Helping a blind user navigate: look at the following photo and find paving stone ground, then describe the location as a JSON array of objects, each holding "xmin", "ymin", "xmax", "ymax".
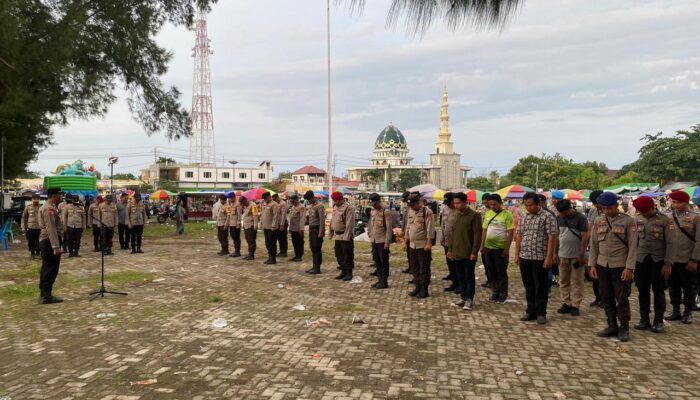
[{"xmin": 1, "ymin": 222, "xmax": 700, "ymax": 399}]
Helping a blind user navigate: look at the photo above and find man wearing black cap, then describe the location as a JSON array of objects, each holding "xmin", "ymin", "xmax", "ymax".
[
  {"xmin": 127, "ymin": 193, "xmax": 148, "ymax": 254},
  {"xmin": 99, "ymin": 195, "xmax": 119, "ymax": 255},
  {"xmin": 304, "ymin": 190, "xmax": 325, "ymax": 274},
  {"xmin": 38, "ymin": 188, "xmax": 65, "ymax": 304},
  {"xmin": 587, "ymin": 190, "xmax": 604, "ymax": 307},
  {"xmin": 21, "ymin": 192, "xmax": 42, "ymax": 259},
  {"xmin": 589, "ymin": 191, "xmax": 637, "ymax": 342},
  {"xmin": 368, "ymin": 193, "xmax": 392, "ymax": 289},
  {"xmin": 404, "ymin": 192, "xmax": 435, "ymax": 298},
  {"xmin": 288, "ymin": 194, "xmax": 305, "ymax": 262},
  {"xmin": 439, "ymin": 193, "xmax": 458, "ymax": 291}
]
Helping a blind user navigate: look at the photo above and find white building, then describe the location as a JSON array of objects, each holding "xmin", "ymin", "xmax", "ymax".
[
  {"xmin": 345, "ymin": 87, "xmax": 469, "ymax": 190},
  {"xmin": 141, "ymin": 161, "xmax": 273, "ymax": 191}
]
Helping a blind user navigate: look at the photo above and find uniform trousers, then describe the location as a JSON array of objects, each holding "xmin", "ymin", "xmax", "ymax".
[
  {"xmin": 598, "ymin": 265, "xmax": 632, "ymax": 324},
  {"xmin": 634, "ymin": 255, "xmax": 665, "ymax": 322},
  {"xmin": 334, "ymin": 240, "xmax": 354, "ymax": 273},
  {"xmin": 372, "ymin": 242, "xmax": 390, "ymax": 284},
  {"xmin": 26, "ymin": 228, "xmax": 40, "ymax": 254},
  {"xmin": 290, "ymin": 230, "xmax": 304, "ymax": 259},
  {"xmin": 669, "ymin": 262, "xmax": 697, "ymax": 312},
  {"xmin": 92, "ymin": 224, "xmax": 101, "ymax": 249},
  {"xmin": 409, "ymin": 247, "xmax": 432, "ymax": 287},
  {"xmin": 229, "ymin": 226, "xmax": 241, "ymax": 254},
  {"xmin": 130, "ymin": 225, "xmax": 144, "ymax": 250},
  {"xmin": 244, "ymin": 228, "xmax": 257, "ymax": 256},
  {"xmin": 277, "ymin": 226, "xmax": 288, "ymax": 254},
  {"xmin": 65, "ymin": 227, "xmax": 83, "ymax": 255},
  {"xmin": 443, "ymin": 245, "xmax": 458, "ymax": 287},
  {"xmin": 39, "ymin": 239, "xmax": 62, "ymax": 296},
  {"xmin": 309, "ymin": 226, "xmax": 323, "ymax": 270},
  {"xmin": 217, "ymin": 226, "xmax": 229, "ymax": 252},
  {"xmin": 519, "ymin": 259, "xmax": 549, "ymax": 317},
  {"xmin": 264, "ymin": 229, "xmax": 277, "ymax": 261},
  {"xmin": 101, "ymin": 226, "xmax": 115, "ymax": 252}
]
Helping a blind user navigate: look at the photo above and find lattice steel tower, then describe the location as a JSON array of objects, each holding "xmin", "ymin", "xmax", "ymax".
[{"xmin": 189, "ymin": 7, "xmax": 216, "ymax": 166}]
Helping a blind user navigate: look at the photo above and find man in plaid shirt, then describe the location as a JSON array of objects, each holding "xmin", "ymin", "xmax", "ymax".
[{"xmin": 515, "ymin": 192, "xmax": 559, "ymax": 325}]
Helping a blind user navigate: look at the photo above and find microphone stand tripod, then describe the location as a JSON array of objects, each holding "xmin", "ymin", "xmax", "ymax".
[{"xmin": 89, "ymin": 212, "xmax": 127, "ymax": 301}]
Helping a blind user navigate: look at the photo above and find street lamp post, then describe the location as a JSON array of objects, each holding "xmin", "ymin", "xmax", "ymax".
[{"xmin": 109, "ymin": 156, "xmax": 119, "ymax": 194}]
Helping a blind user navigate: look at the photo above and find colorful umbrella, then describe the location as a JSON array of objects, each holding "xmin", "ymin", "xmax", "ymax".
[
  {"xmin": 150, "ymin": 190, "xmax": 175, "ymax": 200},
  {"xmin": 465, "ymin": 189, "xmax": 485, "ymax": 203},
  {"xmin": 683, "ymin": 186, "xmax": 700, "ymax": 198},
  {"xmin": 563, "ymin": 189, "xmax": 583, "ymax": 200},
  {"xmin": 496, "ymin": 184, "xmax": 534, "ymax": 199},
  {"xmin": 335, "ymin": 186, "xmax": 352, "ymax": 195},
  {"xmin": 243, "ymin": 187, "xmax": 274, "ymax": 200},
  {"xmin": 431, "ymin": 189, "xmax": 446, "ymax": 201}
]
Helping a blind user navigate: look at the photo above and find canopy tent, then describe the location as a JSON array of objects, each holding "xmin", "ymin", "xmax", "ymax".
[
  {"xmin": 604, "ymin": 183, "xmax": 659, "ymax": 194},
  {"xmin": 496, "ymin": 185, "xmax": 534, "ymax": 199},
  {"xmin": 683, "ymin": 186, "xmax": 700, "ymax": 198}
]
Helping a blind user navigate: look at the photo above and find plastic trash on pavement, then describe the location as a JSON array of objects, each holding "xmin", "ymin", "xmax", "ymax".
[{"xmin": 212, "ymin": 318, "xmax": 228, "ymax": 328}]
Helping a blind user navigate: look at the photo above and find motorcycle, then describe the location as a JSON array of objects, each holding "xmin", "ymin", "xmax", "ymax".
[{"xmin": 156, "ymin": 206, "xmax": 177, "ymax": 224}]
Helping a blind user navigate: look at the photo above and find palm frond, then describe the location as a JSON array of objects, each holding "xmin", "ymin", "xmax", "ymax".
[{"xmin": 344, "ymin": 0, "xmax": 523, "ymax": 35}]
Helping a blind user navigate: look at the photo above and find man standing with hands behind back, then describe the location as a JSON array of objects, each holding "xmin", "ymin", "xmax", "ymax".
[{"xmin": 38, "ymin": 188, "xmax": 65, "ymax": 304}]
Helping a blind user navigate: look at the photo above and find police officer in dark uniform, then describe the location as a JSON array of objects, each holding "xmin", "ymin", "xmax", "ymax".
[
  {"xmin": 38, "ymin": 188, "xmax": 65, "ymax": 304},
  {"xmin": 632, "ymin": 196, "xmax": 672, "ymax": 333}
]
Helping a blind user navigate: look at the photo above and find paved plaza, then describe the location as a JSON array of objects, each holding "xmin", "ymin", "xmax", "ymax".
[{"xmin": 1, "ymin": 223, "xmax": 700, "ymax": 399}]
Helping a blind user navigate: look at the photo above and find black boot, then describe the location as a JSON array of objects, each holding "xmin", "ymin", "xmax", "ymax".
[
  {"xmin": 137, "ymin": 248, "xmax": 144, "ymax": 254},
  {"xmin": 335, "ymin": 270, "xmax": 346, "ymax": 280},
  {"xmin": 230, "ymin": 251, "xmax": 241, "ymax": 258},
  {"xmin": 342, "ymin": 270, "xmax": 353, "ymax": 281},
  {"xmin": 665, "ymin": 308, "xmax": 682, "ymax": 321},
  {"xmin": 416, "ymin": 285, "xmax": 429, "ymax": 298},
  {"xmin": 444, "ymin": 283, "xmax": 457, "ymax": 292},
  {"xmin": 409, "ymin": 284, "xmax": 421, "ymax": 297},
  {"xmin": 306, "ymin": 267, "xmax": 321, "ymax": 275},
  {"xmin": 682, "ymin": 310, "xmax": 693, "ymax": 324},
  {"xmin": 634, "ymin": 317, "xmax": 651, "ymax": 330},
  {"xmin": 369, "ymin": 270, "xmax": 378, "ymax": 277},
  {"xmin": 618, "ymin": 322, "xmax": 630, "ymax": 342},
  {"xmin": 597, "ymin": 318, "xmax": 619, "ymax": 337},
  {"xmin": 131, "ymin": 248, "xmax": 137, "ymax": 254},
  {"xmin": 651, "ymin": 319, "xmax": 665, "ymax": 333}
]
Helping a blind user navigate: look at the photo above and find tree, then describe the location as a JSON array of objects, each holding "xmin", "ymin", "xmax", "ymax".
[
  {"xmin": 109, "ymin": 173, "xmax": 138, "ymax": 180},
  {"xmin": 0, "ymin": 1, "xmax": 215, "ymax": 179},
  {"xmin": 398, "ymin": 169, "xmax": 420, "ymax": 190},
  {"xmin": 610, "ymin": 171, "xmax": 639, "ymax": 186},
  {"xmin": 504, "ymin": 153, "xmax": 610, "ymax": 189},
  {"xmin": 157, "ymin": 156, "xmax": 177, "ymax": 165},
  {"xmin": 347, "ymin": 0, "xmax": 522, "ymax": 35},
  {"xmin": 278, "ymin": 171, "xmax": 293, "ymax": 179},
  {"xmin": 468, "ymin": 176, "xmax": 495, "ymax": 192},
  {"xmin": 156, "ymin": 179, "xmax": 178, "ymax": 193},
  {"xmin": 363, "ymin": 169, "xmax": 384, "ymax": 186},
  {"xmin": 617, "ymin": 125, "xmax": 700, "ymax": 184}
]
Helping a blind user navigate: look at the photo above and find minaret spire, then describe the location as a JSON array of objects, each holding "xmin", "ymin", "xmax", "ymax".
[{"xmin": 435, "ymin": 85, "xmax": 454, "ymax": 154}]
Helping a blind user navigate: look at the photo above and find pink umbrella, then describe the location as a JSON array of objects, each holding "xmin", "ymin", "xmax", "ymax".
[{"xmin": 243, "ymin": 187, "xmax": 273, "ymax": 200}]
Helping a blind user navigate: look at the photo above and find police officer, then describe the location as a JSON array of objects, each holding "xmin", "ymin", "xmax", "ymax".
[
  {"xmin": 632, "ymin": 196, "xmax": 671, "ymax": 333},
  {"xmin": 664, "ymin": 190, "xmax": 700, "ymax": 324},
  {"xmin": 304, "ymin": 190, "xmax": 325, "ymax": 274},
  {"xmin": 589, "ymin": 192, "xmax": 637, "ymax": 342},
  {"xmin": 62, "ymin": 194, "xmax": 86, "ymax": 257},
  {"xmin": 330, "ymin": 191, "xmax": 355, "ymax": 281},
  {"xmin": 440, "ymin": 192, "xmax": 459, "ymax": 292},
  {"xmin": 400, "ymin": 191, "xmax": 412, "ymax": 274},
  {"xmin": 368, "ymin": 193, "xmax": 392, "ymax": 289},
  {"xmin": 227, "ymin": 193, "xmax": 243, "ymax": 258},
  {"xmin": 89, "ymin": 195, "xmax": 103, "ymax": 252},
  {"xmin": 288, "ymin": 194, "xmax": 305, "ymax": 262},
  {"xmin": 240, "ymin": 196, "xmax": 258, "ymax": 260},
  {"xmin": 99, "ymin": 195, "xmax": 119, "ymax": 255},
  {"xmin": 404, "ymin": 192, "xmax": 435, "ymax": 298},
  {"xmin": 273, "ymin": 193, "xmax": 289, "ymax": 258},
  {"xmin": 215, "ymin": 195, "xmax": 230, "ymax": 255},
  {"xmin": 57, "ymin": 195, "xmax": 68, "ymax": 253},
  {"xmin": 261, "ymin": 192, "xmax": 279, "ymax": 265},
  {"xmin": 38, "ymin": 188, "xmax": 65, "ymax": 304},
  {"xmin": 21, "ymin": 192, "xmax": 42, "ymax": 259},
  {"xmin": 116, "ymin": 193, "xmax": 131, "ymax": 250},
  {"xmin": 127, "ymin": 192, "xmax": 148, "ymax": 254},
  {"xmin": 587, "ymin": 190, "xmax": 604, "ymax": 307}
]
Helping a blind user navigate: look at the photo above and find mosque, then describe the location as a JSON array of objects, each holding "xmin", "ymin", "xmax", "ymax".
[{"xmin": 345, "ymin": 87, "xmax": 470, "ymax": 191}]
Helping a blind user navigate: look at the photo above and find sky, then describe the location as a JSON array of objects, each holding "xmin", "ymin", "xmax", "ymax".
[{"xmin": 30, "ymin": 0, "xmax": 700, "ymax": 178}]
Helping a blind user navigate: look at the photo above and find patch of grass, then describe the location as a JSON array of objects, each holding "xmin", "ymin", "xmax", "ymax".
[
  {"xmin": 0, "ymin": 283, "xmax": 39, "ymax": 299},
  {"xmin": 0, "ymin": 263, "xmax": 41, "ymax": 281},
  {"xmin": 103, "ymin": 270, "xmax": 156, "ymax": 284},
  {"xmin": 143, "ymin": 221, "xmax": 214, "ymax": 238},
  {"xmin": 211, "ymin": 295, "xmax": 222, "ymax": 303}
]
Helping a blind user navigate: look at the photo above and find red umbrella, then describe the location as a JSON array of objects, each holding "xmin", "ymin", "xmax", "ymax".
[
  {"xmin": 243, "ymin": 187, "xmax": 273, "ymax": 200},
  {"xmin": 465, "ymin": 189, "xmax": 485, "ymax": 203}
]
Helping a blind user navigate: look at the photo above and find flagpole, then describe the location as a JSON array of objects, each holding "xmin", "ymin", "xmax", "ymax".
[{"xmin": 326, "ymin": 0, "xmax": 333, "ymax": 194}]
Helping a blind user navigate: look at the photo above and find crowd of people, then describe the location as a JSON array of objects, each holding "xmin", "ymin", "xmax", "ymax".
[{"xmin": 23, "ymin": 185, "xmax": 700, "ymax": 343}]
